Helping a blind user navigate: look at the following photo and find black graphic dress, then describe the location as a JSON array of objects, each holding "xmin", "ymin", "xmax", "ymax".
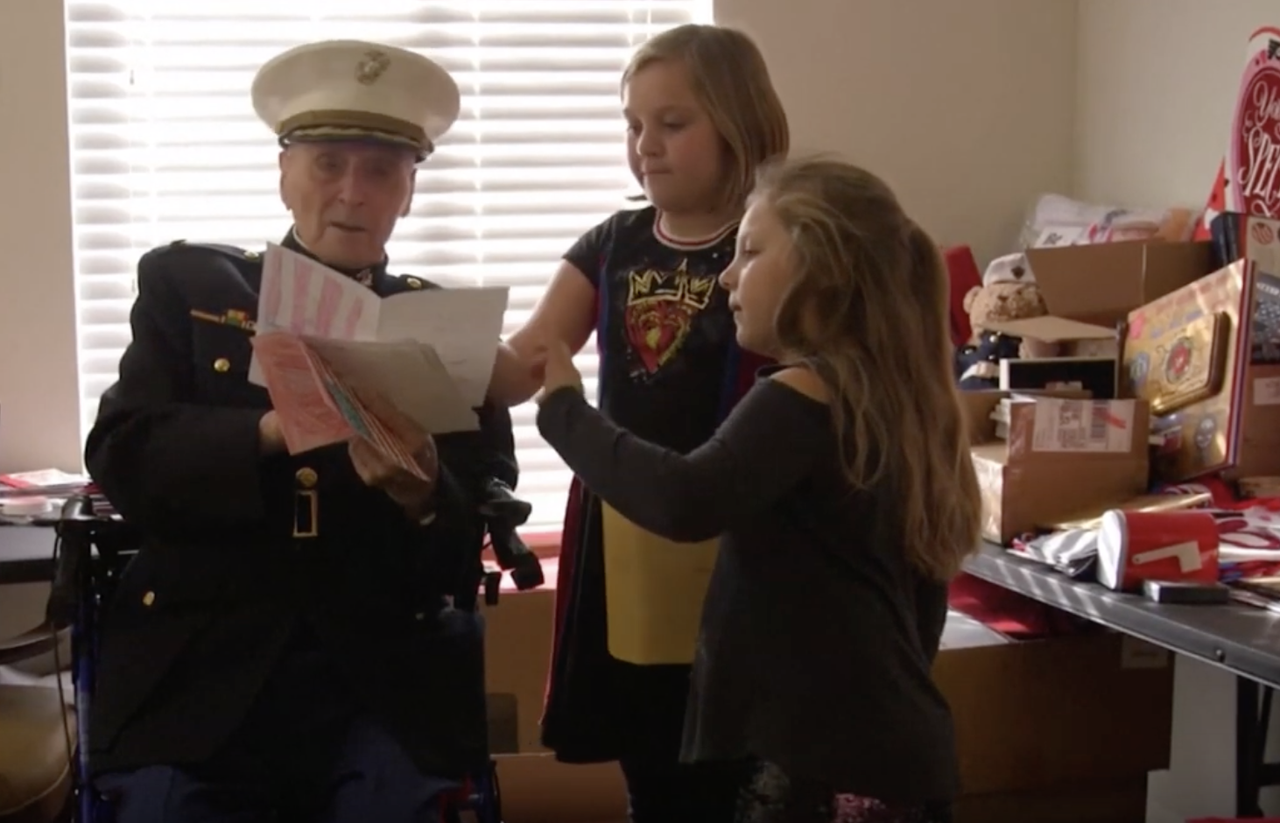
[{"xmin": 540, "ymin": 206, "xmax": 767, "ymax": 763}]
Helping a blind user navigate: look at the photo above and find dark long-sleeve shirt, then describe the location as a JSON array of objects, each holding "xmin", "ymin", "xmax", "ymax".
[{"xmin": 536, "ymin": 373, "xmax": 959, "ymax": 803}]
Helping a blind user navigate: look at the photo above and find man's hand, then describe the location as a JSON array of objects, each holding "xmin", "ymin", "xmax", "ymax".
[
  {"xmin": 488, "ymin": 342, "xmax": 548, "ymax": 406},
  {"xmin": 535, "ymin": 341, "xmax": 584, "ymax": 402},
  {"xmin": 348, "ymin": 436, "xmax": 440, "ymax": 520},
  {"xmin": 259, "ymin": 411, "xmax": 288, "ymax": 455}
]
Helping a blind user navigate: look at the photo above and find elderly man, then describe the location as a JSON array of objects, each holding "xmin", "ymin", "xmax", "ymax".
[{"xmin": 84, "ymin": 40, "xmax": 516, "ymax": 822}]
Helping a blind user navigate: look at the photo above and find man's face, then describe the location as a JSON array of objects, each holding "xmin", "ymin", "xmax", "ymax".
[{"xmin": 279, "ymin": 142, "xmax": 417, "ymax": 270}]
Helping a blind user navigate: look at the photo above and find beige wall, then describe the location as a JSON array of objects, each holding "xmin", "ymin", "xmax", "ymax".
[
  {"xmin": 1075, "ymin": 0, "xmax": 1278, "ymax": 209},
  {"xmin": 718, "ymin": 0, "xmax": 1077, "ymax": 267},
  {"xmin": 0, "ymin": 0, "xmax": 81, "ymax": 476}
]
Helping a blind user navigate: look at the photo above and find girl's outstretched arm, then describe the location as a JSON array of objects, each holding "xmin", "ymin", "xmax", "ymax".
[{"xmin": 535, "ymin": 367, "xmax": 830, "ymax": 542}]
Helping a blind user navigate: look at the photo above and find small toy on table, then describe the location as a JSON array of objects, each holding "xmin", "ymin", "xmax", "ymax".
[{"xmin": 954, "ymin": 253, "xmax": 1056, "ymax": 390}]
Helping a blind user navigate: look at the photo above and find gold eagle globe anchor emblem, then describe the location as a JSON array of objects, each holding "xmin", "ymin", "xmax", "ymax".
[{"xmin": 355, "ymin": 50, "xmax": 391, "ymax": 85}]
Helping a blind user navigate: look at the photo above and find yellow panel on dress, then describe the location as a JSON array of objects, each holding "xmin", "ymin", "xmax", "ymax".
[{"xmin": 601, "ymin": 502, "xmax": 719, "ymax": 665}]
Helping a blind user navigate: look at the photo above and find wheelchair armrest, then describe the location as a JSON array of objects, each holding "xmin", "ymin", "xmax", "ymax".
[{"xmin": 0, "ymin": 622, "xmax": 64, "ymax": 668}]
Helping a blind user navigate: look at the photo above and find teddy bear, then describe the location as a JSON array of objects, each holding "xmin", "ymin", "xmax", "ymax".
[{"xmin": 953, "ymin": 252, "xmax": 1057, "ymax": 390}]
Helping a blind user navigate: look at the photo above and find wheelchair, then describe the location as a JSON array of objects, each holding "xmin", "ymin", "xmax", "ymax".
[{"xmin": 18, "ymin": 490, "xmax": 540, "ymax": 823}]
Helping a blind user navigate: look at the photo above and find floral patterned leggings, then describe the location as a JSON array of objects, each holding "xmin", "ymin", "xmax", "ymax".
[{"xmin": 735, "ymin": 761, "xmax": 953, "ymax": 823}]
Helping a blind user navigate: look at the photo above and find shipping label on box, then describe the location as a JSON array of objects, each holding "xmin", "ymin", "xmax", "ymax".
[
  {"xmin": 1029, "ymin": 397, "xmax": 1136, "ymax": 453},
  {"xmin": 963, "ymin": 391, "xmax": 1150, "ymax": 543}
]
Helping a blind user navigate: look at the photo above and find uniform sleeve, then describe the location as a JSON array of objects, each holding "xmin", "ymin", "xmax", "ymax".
[
  {"xmin": 535, "ymin": 380, "xmax": 829, "ymax": 543},
  {"xmin": 562, "ymin": 215, "xmax": 614, "ymax": 288},
  {"xmin": 84, "ymin": 249, "xmax": 269, "ymax": 537}
]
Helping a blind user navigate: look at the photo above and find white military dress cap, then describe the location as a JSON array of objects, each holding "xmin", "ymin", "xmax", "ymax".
[{"xmin": 251, "ymin": 40, "xmax": 461, "ymax": 159}]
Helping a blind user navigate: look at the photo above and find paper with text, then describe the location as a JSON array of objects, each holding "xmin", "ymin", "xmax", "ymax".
[
  {"xmin": 251, "ymin": 331, "xmax": 430, "ymax": 477},
  {"xmin": 312, "ymin": 355, "xmax": 427, "ymax": 480},
  {"xmin": 303, "ymin": 336, "xmax": 479, "ymax": 434},
  {"xmin": 378, "ymin": 286, "xmax": 509, "ymax": 407},
  {"xmin": 249, "ymin": 243, "xmax": 508, "ymax": 414},
  {"xmin": 258, "ymin": 244, "xmax": 381, "ymax": 339},
  {"xmin": 249, "ymin": 332, "xmax": 352, "ymax": 454}
]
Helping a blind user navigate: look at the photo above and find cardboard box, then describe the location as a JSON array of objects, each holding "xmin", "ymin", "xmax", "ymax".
[
  {"xmin": 987, "ymin": 240, "xmax": 1213, "ymax": 354},
  {"xmin": 953, "ymin": 779, "xmax": 1148, "ymax": 823},
  {"xmin": 937, "ymin": 628, "xmax": 1173, "ymax": 803},
  {"xmin": 495, "ymin": 754, "xmax": 626, "ymax": 823},
  {"xmin": 483, "ymin": 575, "xmax": 629, "ymax": 823},
  {"xmin": 962, "ymin": 391, "xmax": 1151, "ymax": 543},
  {"xmin": 486, "ymin": 593, "xmax": 1172, "ymax": 823},
  {"xmin": 482, "ymin": 569, "xmax": 557, "ymax": 754}
]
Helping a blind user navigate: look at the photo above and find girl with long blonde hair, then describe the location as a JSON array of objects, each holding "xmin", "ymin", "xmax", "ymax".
[{"xmin": 534, "ymin": 156, "xmax": 980, "ymax": 822}]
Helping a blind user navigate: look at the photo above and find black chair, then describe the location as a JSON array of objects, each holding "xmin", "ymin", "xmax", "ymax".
[{"xmin": 45, "ymin": 496, "xmax": 517, "ymax": 823}]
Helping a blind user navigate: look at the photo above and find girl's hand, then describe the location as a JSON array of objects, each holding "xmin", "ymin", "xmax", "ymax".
[{"xmin": 538, "ymin": 341, "xmax": 583, "ymax": 399}]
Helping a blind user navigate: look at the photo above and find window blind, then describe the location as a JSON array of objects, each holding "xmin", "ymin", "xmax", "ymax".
[{"xmin": 65, "ymin": 0, "xmax": 708, "ymax": 535}]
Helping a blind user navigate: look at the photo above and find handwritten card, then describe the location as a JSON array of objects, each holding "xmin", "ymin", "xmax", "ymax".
[
  {"xmin": 378, "ymin": 286, "xmax": 510, "ymax": 407},
  {"xmin": 258, "ymin": 244, "xmax": 381, "ymax": 339},
  {"xmin": 250, "ymin": 244, "xmax": 509, "ymax": 411},
  {"xmin": 312, "ymin": 355, "xmax": 428, "ymax": 480},
  {"xmin": 251, "ymin": 331, "xmax": 432, "ymax": 478},
  {"xmin": 249, "ymin": 332, "xmax": 352, "ymax": 454},
  {"xmin": 303, "ymin": 337, "xmax": 478, "ymax": 435}
]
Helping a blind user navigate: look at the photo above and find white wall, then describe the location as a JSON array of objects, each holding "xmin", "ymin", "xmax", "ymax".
[{"xmin": 1076, "ymin": 2, "xmax": 1280, "ymax": 820}]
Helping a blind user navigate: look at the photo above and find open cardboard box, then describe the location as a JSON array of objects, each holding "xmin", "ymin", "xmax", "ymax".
[
  {"xmin": 484, "ymin": 577, "xmax": 1172, "ymax": 823},
  {"xmin": 961, "ymin": 390, "xmax": 1150, "ymax": 543},
  {"xmin": 986, "ymin": 240, "xmax": 1213, "ymax": 356},
  {"xmin": 481, "ymin": 567, "xmax": 559, "ymax": 756},
  {"xmin": 939, "ymin": 615, "xmax": 1172, "ymax": 823}
]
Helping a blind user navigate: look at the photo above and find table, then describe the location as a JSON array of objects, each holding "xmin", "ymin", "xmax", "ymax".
[
  {"xmin": 964, "ymin": 542, "xmax": 1280, "ymax": 817},
  {"xmin": 0, "ymin": 524, "xmax": 64, "ymax": 585}
]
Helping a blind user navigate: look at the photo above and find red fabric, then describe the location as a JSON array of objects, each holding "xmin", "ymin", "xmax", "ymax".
[
  {"xmin": 1192, "ymin": 160, "xmax": 1227, "ymax": 242},
  {"xmin": 947, "ymin": 572, "xmax": 1088, "ymax": 640},
  {"xmin": 548, "ymin": 474, "xmax": 584, "ymax": 686},
  {"xmin": 942, "ymin": 245, "xmax": 981, "ymax": 348},
  {"xmin": 543, "ymin": 288, "xmax": 603, "ymax": 707}
]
